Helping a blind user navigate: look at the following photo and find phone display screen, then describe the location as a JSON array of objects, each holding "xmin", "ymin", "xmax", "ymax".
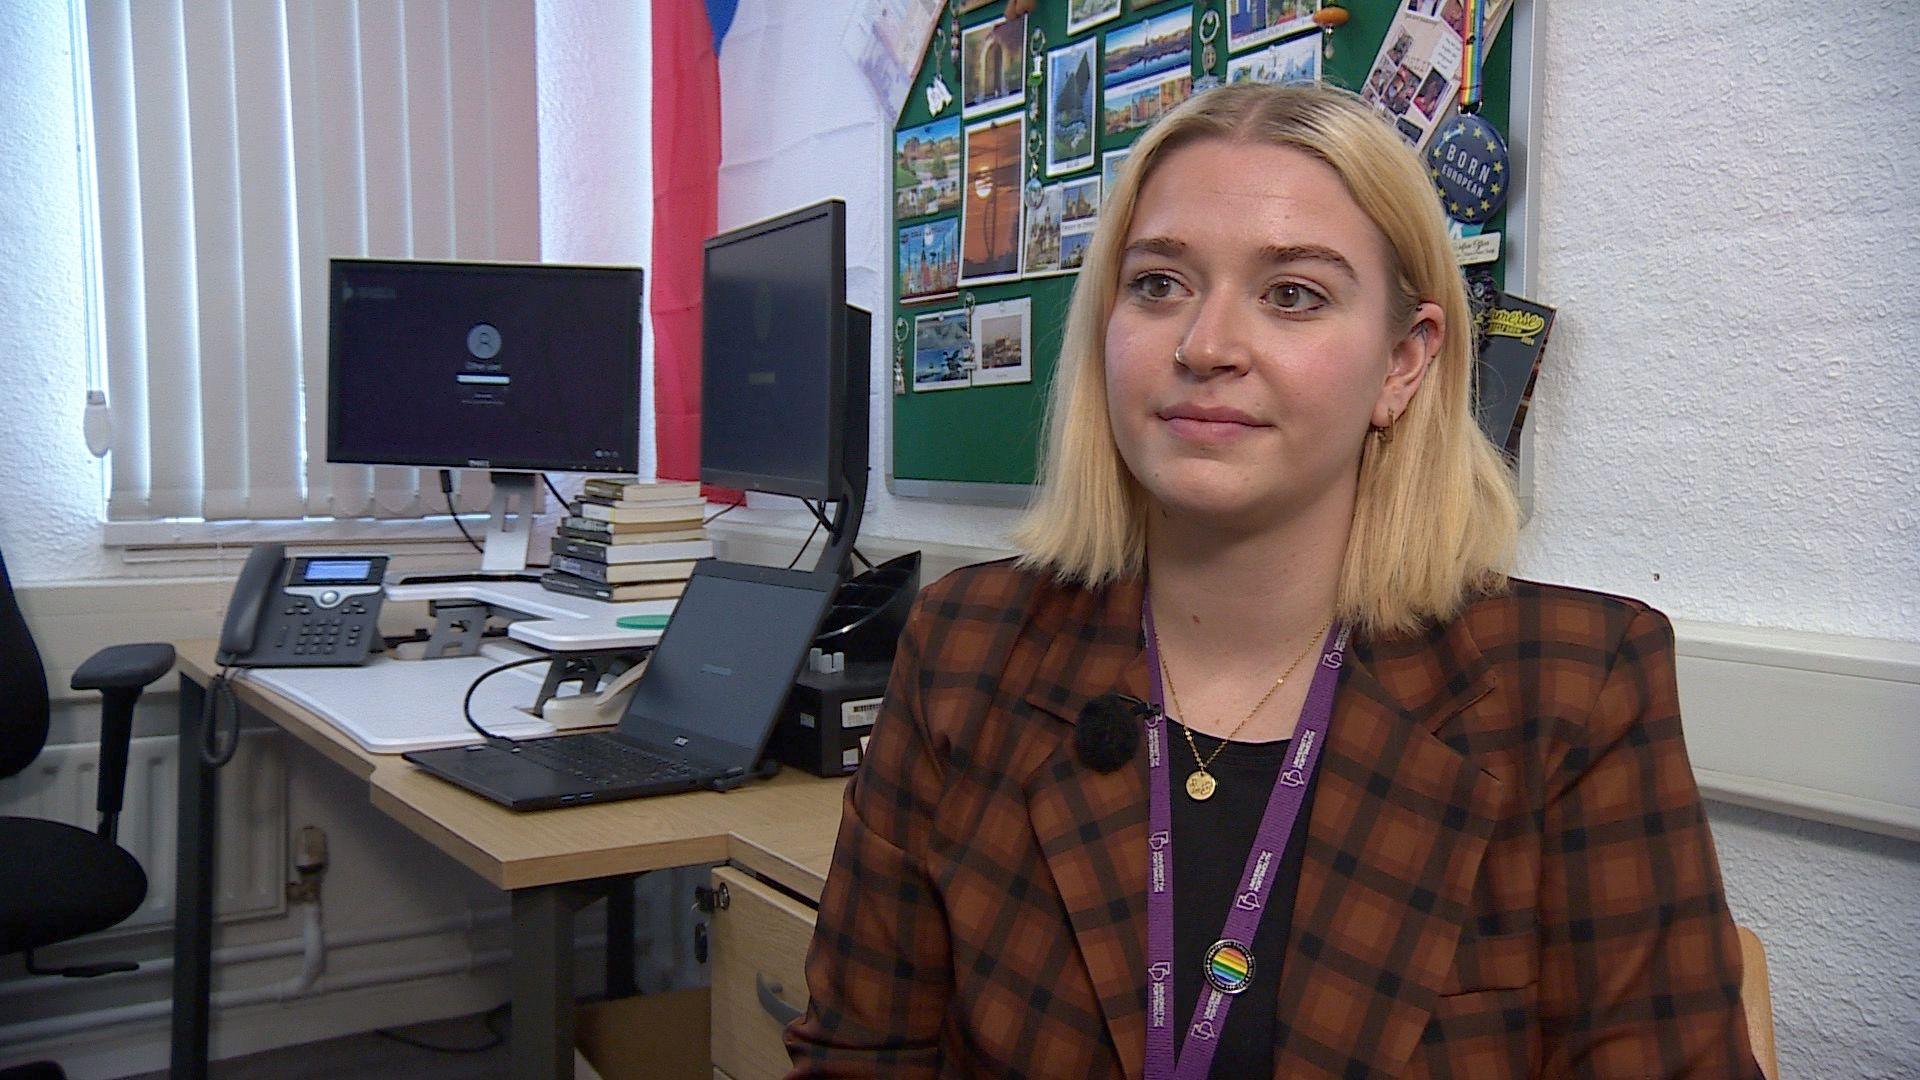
[{"xmin": 293, "ymin": 558, "xmax": 379, "ymax": 585}]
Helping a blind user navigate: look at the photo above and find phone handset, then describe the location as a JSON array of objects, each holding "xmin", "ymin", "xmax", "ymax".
[{"xmin": 218, "ymin": 543, "xmax": 287, "ymax": 666}]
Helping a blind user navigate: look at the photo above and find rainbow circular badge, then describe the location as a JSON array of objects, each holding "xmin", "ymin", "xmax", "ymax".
[{"xmin": 1204, "ymin": 939, "xmax": 1255, "ymax": 995}]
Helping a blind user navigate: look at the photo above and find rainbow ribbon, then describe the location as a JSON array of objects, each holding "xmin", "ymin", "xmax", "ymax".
[{"xmin": 1458, "ymin": 0, "xmax": 1486, "ymax": 112}]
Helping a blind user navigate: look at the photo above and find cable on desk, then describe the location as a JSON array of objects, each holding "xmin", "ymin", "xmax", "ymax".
[
  {"xmin": 802, "ymin": 498, "xmax": 873, "ymax": 571},
  {"xmin": 540, "ymin": 472, "xmax": 567, "ymax": 508},
  {"xmin": 462, "ymin": 654, "xmax": 555, "ymax": 744},
  {"xmin": 440, "ymin": 469, "xmax": 484, "ymax": 553},
  {"xmin": 786, "ymin": 517, "xmax": 823, "ymax": 570}
]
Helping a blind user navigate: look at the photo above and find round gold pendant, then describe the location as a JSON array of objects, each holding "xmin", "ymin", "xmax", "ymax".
[{"xmin": 1185, "ymin": 770, "xmax": 1217, "ymax": 801}]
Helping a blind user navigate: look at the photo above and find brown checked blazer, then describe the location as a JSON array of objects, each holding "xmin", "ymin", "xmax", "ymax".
[{"xmin": 784, "ymin": 560, "xmax": 1762, "ymax": 1078}]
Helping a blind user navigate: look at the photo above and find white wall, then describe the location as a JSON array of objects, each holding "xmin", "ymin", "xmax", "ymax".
[{"xmin": 0, "ymin": 1, "xmax": 112, "ymax": 583}]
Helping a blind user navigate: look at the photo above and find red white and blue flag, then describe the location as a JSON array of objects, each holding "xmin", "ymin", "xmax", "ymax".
[{"xmin": 651, "ymin": 0, "xmax": 737, "ymax": 483}]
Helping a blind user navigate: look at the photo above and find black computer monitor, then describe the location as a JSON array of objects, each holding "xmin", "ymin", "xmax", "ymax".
[
  {"xmin": 699, "ymin": 200, "xmax": 869, "ymax": 506},
  {"xmin": 328, "ymin": 258, "xmax": 644, "ymax": 573}
]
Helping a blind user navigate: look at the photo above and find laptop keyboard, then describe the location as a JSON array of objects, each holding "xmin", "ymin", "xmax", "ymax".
[{"xmin": 513, "ymin": 735, "xmax": 697, "ymax": 787}]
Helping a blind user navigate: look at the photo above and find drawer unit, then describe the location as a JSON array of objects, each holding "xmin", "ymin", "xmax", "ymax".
[{"xmin": 707, "ymin": 865, "xmax": 817, "ymax": 1080}]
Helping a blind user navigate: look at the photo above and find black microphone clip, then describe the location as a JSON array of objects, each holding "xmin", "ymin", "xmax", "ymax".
[{"xmin": 1074, "ymin": 692, "xmax": 1154, "ymax": 774}]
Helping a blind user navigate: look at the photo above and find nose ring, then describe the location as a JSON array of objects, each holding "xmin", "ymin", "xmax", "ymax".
[{"xmin": 1174, "ymin": 344, "xmax": 1187, "ymax": 367}]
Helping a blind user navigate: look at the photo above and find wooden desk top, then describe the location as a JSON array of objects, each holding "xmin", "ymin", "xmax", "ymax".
[{"xmin": 179, "ymin": 641, "xmax": 846, "ymax": 896}]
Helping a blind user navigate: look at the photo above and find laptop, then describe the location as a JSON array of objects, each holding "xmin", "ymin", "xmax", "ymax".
[{"xmin": 404, "ymin": 560, "xmax": 839, "ymax": 810}]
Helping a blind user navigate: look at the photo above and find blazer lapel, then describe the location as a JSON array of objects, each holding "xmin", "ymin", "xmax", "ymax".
[
  {"xmin": 1272, "ymin": 621, "xmax": 1504, "ymax": 1078},
  {"xmin": 1020, "ymin": 576, "xmax": 1153, "ymax": 1080}
]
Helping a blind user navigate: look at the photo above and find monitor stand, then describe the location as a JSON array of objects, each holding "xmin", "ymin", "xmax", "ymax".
[
  {"xmin": 397, "ymin": 471, "xmax": 542, "ymax": 587},
  {"xmin": 480, "ymin": 472, "xmax": 538, "ymax": 575}
]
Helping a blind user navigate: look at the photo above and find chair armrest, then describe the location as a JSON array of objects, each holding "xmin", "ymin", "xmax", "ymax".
[
  {"xmin": 70, "ymin": 643, "xmax": 175, "ymax": 842},
  {"xmin": 70, "ymin": 643, "xmax": 177, "ymax": 692}
]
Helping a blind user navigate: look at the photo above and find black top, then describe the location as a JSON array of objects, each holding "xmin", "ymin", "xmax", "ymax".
[{"xmin": 1169, "ymin": 727, "xmax": 1320, "ymax": 1076}]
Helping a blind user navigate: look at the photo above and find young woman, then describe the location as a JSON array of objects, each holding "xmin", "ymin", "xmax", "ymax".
[{"xmin": 786, "ymin": 84, "xmax": 1761, "ymax": 1078}]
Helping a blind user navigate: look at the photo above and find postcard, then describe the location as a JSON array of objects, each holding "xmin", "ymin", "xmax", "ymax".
[
  {"xmin": 962, "ymin": 13, "xmax": 1026, "ymax": 118},
  {"xmin": 1103, "ymin": 6, "xmax": 1192, "ymax": 90},
  {"xmin": 1101, "ymin": 146, "xmax": 1133, "ymax": 200},
  {"xmin": 960, "ymin": 112, "xmax": 1025, "ymax": 285},
  {"xmin": 895, "ymin": 116, "xmax": 963, "ymax": 220},
  {"xmin": 970, "ymin": 297, "xmax": 1033, "ymax": 387},
  {"xmin": 1068, "ymin": 0, "xmax": 1124, "ymax": 35},
  {"xmin": 1226, "ymin": 30, "xmax": 1322, "ymax": 85},
  {"xmin": 1023, "ymin": 184, "xmax": 1065, "ymax": 277},
  {"xmin": 1046, "ymin": 38, "xmax": 1099, "ymax": 176},
  {"xmin": 913, "ymin": 309, "xmax": 973, "ymax": 391},
  {"xmin": 1226, "ymin": 0, "xmax": 1320, "ymax": 54},
  {"xmin": 1060, "ymin": 175, "xmax": 1101, "ymax": 229},
  {"xmin": 898, "ymin": 218, "xmax": 960, "ymax": 303},
  {"xmin": 1104, "ymin": 67, "xmax": 1192, "ymax": 140}
]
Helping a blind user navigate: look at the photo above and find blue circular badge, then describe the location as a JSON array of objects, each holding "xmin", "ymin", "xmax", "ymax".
[{"xmin": 1426, "ymin": 113, "xmax": 1509, "ymax": 225}]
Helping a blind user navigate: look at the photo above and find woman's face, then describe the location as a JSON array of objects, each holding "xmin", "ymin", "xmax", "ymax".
[{"xmin": 1103, "ymin": 137, "xmax": 1439, "ymax": 532}]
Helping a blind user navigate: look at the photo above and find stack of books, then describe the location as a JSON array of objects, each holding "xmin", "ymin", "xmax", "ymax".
[{"xmin": 541, "ymin": 478, "xmax": 712, "ymax": 602}]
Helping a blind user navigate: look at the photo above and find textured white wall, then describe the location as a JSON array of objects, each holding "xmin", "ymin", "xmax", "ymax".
[
  {"xmin": 1515, "ymin": 0, "xmax": 1920, "ymax": 643},
  {"xmin": 0, "ymin": 1, "xmax": 117, "ymax": 583}
]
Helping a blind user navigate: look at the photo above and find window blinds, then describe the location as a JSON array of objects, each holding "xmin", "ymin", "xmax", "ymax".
[{"xmin": 82, "ymin": 0, "xmax": 540, "ymax": 523}]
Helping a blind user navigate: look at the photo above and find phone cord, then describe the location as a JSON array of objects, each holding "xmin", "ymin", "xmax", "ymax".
[{"xmin": 199, "ymin": 667, "xmax": 241, "ymax": 768}]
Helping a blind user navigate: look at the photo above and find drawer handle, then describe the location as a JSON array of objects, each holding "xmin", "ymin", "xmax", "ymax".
[{"xmin": 756, "ymin": 973, "xmax": 803, "ymax": 1025}]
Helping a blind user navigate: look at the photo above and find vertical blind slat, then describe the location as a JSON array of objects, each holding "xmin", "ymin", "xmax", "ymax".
[
  {"xmin": 182, "ymin": 0, "xmax": 247, "ymax": 520},
  {"xmin": 86, "ymin": 0, "xmax": 152, "ymax": 520},
  {"xmin": 231, "ymin": 0, "xmax": 304, "ymax": 520},
  {"xmin": 308, "ymin": 0, "xmax": 377, "ymax": 517},
  {"xmin": 130, "ymin": 0, "xmax": 202, "ymax": 519}
]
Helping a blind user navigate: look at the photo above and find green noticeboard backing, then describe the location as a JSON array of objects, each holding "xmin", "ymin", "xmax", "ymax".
[{"xmin": 887, "ymin": 0, "xmax": 1525, "ymax": 500}]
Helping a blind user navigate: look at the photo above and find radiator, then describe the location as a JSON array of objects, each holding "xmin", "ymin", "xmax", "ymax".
[{"xmin": 0, "ymin": 728, "xmax": 288, "ymax": 932}]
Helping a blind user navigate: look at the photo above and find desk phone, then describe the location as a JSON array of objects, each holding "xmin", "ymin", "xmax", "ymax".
[{"xmin": 218, "ymin": 543, "xmax": 389, "ymax": 667}]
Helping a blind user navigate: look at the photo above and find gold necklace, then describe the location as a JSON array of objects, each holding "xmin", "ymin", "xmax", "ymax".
[{"xmin": 1158, "ymin": 619, "xmax": 1331, "ymax": 801}]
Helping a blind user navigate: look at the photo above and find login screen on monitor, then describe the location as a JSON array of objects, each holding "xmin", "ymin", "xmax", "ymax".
[{"xmin": 328, "ymin": 260, "xmax": 643, "ymax": 473}]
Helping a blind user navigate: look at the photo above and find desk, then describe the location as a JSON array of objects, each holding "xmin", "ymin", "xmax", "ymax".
[{"xmin": 167, "ymin": 640, "xmax": 847, "ymax": 1079}]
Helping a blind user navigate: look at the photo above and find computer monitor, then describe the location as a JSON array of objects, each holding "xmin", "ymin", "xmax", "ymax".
[
  {"xmin": 700, "ymin": 200, "xmax": 870, "ymax": 575},
  {"xmin": 328, "ymin": 258, "xmax": 644, "ymax": 572}
]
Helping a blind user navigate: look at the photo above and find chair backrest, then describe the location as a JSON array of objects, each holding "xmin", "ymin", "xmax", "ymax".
[
  {"xmin": 0, "ymin": 544, "xmax": 52, "ymax": 779},
  {"xmin": 1737, "ymin": 925, "xmax": 1779, "ymax": 1080}
]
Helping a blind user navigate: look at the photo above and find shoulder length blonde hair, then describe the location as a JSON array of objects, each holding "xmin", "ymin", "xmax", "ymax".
[{"xmin": 1012, "ymin": 83, "xmax": 1518, "ymax": 638}]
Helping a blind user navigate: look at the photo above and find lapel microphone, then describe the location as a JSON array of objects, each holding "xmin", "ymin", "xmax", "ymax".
[{"xmin": 1074, "ymin": 693, "xmax": 1153, "ymax": 773}]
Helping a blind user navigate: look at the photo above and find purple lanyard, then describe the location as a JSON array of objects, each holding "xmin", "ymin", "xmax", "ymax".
[{"xmin": 1142, "ymin": 597, "xmax": 1348, "ymax": 1080}]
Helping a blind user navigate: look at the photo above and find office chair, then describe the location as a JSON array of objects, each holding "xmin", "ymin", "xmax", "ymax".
[{"xmin": 0, "ymin": 543, "xmax": 175, "ymax": 1077}]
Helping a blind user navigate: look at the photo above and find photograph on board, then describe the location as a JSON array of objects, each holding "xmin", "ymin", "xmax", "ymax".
[
  {"xmin": 1226, "ymin": 0, "xmax": 1320, "ymax": 53},
  {"xmin": 1226, "ymin": 31, "xmax": 1322, "ymax": 86},
  {"xmin": 1022, "ymin": 183, "xmax": 1065, "ymax": 277},
  {"xmin": 1060, "ymin": 175, "xmax": 1101, "ymax": 271},
  {"xmin": 895, "ymin": 116, "xmax": 962, "ymax": 219},
  {"xmin": 970, "ymin": 297, "xmax": 1033, "ymax": 387},
  {"xmin": 1104, "ymin": 68, "xmax": 1193, "ymax": 140},
  {"xmin": 1067, "ymin": 0, "xmax": 1123, "ymax": 35},
  {"xmin": 897, "ymin": 218, "xmax": 960, "ymax": 303},
  {"xmin": 1101, "ymin": 146, "xmax": 1132, "ymax": 201},
  {"xmin": 1103, "ymin": 6, "xmax": 1192, "ymax": 90},
  {"xmin": 1046, "ymin": 38, "xmax": 1098, "ymax": 176},
  {"xmin": 1360, "ymin": 10, "xmax": 1461, "ymax": 149},
  {"xmin": 912, "ymin": 308, "xmax": 973, "ymax": 391},
  {"xmin": 962, "ymin": 13, "xmax": 1026, "ymax": 118},
  {"xmin": 960, "ymin": 112, "xmax": 1025, "ymax": 285}
]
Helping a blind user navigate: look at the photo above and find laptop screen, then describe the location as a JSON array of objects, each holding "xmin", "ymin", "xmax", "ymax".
[{"xmin": 619, "ymin": 562, "xmax": 838, "ymax": 767}]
